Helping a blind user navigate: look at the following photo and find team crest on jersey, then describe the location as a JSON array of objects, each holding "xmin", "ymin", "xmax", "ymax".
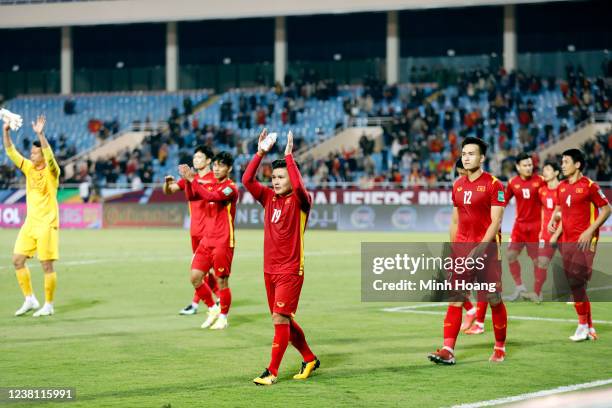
[
  {"xmin": 207, "ymin": 186, "xmax": 213, "ymax": 191},
  {"xmin": 498, "ymin": 191, "xmax": 505, "ymax": 202},
  {"xmin": 218, "ymin": 267, "xmax": 225, "ymax": 272},
  {"xmin": 457, "ymin": 187, "xmax": 463, "ymax": 192},
  {"xmin": 576, "ymin": 188, "xmax": 584, "ymax": 193},
  {"xmin": 477, "ymin": 185, "xmax": 486, "ymax": 192},
  {"xmin": 276, "ymin": 302, "xmax": 285, "ymax": 308},
  {"xmin": 514, "ymin": 184, "xmax": 520, "ymax": 189},
  {"xmin": 533, "ymin": 182, "xmax": 539, "ymax": 187},
  {"xmin": 561, "ymin": 188, "xmax": 566, "ymax": 192}
]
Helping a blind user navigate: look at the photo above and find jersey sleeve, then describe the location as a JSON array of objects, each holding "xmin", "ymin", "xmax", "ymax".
[
  {"xmin": 5, "ymin": 144, "xmax": 32, "ymax": 174},
  {"xmin": 451, "ymin": 181, "xmax": 458, "ymax": 207},
  {"xmin": 190, "ymin": 180, "xmax": 237, "ymax": 202},
  {"xmin": 241, "ymin": 153, "xmax": 273, "ymax": 206},
  {"xmin": 589, "ymin": 181, "xmax": 610, "ymax": 208},
  {"xmin": 42, "ymin": 146, "xmax": 60, "ymax": 180},
  {"xmin": 490, "ymin": 179, "xmax": 506, "ymax": 206},
  {"xmin": 285, "ymin": 153, "xmax": 312, "ymax": 211},
  {"xmin": 177, "ymin": 178, "xmax": 186, "ymax": 191}
]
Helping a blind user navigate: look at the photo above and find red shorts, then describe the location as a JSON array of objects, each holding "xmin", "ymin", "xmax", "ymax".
[
  {"xmin": 508, "ymin": 223, "xmax": 540, "ymax": 259},
  {"xmin": 191, "ymin": 235, "xmax": 203, "ymax": 253},
  {"xmin": 264, "ymin": 273, "xmax": 303, "ymax": 317},
  {"xmin": 537, "ymin": 240, "xmax": 557, "ymax": 259},
  {"xmin": 191, "ymin": 246, "xmax": 234, "ymax": 277},
  {"xmin": 560, "ymin": 244, "xmax": 595, "ymax": 283},
  {"xmin": 448, "ymin": 243, "xmax": 503, "ymax": 302}
]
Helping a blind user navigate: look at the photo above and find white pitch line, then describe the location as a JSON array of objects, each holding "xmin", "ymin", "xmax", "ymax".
[
  {"xmin": 451, "ymin": 378, "xmax": 612, "ymax": 408},
  {"xmin": 382, "ymin": 303, "xmax": 612, "ymax": 325}
]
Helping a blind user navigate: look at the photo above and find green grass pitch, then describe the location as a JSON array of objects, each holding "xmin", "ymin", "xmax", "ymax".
[{"xmin": 1, "ymin": 229, "xmax": 611, "ymax": 407}]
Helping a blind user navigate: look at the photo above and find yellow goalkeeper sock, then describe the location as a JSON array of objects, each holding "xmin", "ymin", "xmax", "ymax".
[
  {"xmin": 15, "ymin": 267, "xmax": 33, "ymax": 297},
  {"xmin": 44, "ymin": 272, "xmax": 57, "ymax": 303}
]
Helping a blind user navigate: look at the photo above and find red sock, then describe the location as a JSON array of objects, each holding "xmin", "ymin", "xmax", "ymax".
[
  {"xmin": 586, "ymin": 301, "xmax": 593, "ymax": 328},
  {"xmin": 289, "ymin": 320, "xmax": 315, "ymax": 362},
  {"xmin": 574, "ymin": 301, "xmax": 589, "ymax": 325},
  {"xmin": 219, "ymin": 287, "xmax": 231, "ymax": 315},
  {"xmin": 463, "ymin": 300, "xmax": 474, "ymax": 311},
  {"xmin": 534, "ymin": 267, "xmax": 547, "ymax": 295},
  {"xmin": 192, "ymin": 291, "xmax": 200, "ymax": 304},
  {"xmin": 195, "ymin": 281, "xmax": 215, "ymax": 308},
  {"xmin": 491, "ymin": 302, "xmax": 507, "ymax": 348},
  {"xmin": 443, "ymin": 305, "xmax": 462, "ymax": 350},
  {"xmin": 268, "ymin": 323, "xmax": 290, "ymax": 376},
  {"xmin": 475, "ymin": 301, "xmax": 488, "ymax": 324},
  {"xmin": 509, "ymin": 261, "xmax": 522, "ymax": 286},
  {"xmin": 207, "ymin": 274, "xmax": 220, "ymax": 299}
]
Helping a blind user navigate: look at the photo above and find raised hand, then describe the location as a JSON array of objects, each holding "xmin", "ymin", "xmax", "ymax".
[
  {"xmin": 257, "ymin": 128, "xmax": 269, "ymax": 155},
  {"xmin": 32, "ymin": 115, "xmax": 46, "ymax": 135},
  {"xmin": 285, "ymin": 130, "xmax": 294, "ymax": 156}
]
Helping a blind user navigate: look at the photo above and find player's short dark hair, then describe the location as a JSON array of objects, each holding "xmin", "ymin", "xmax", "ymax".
[
  {"xmin": 461, "ymin": 136, "xmax": 488, "ymax": 156},
  {"xmin": 32, "ymin": 141, "xmax": 41, "ymax": 148},
  {"xmin": 213, "ymin": 151, "xmax": 234, "ymax": 167},
  {"xmin": 543, "ymin": 161, "xmax": 560, "ymax": 174},
  {"xmin": 562, "ymin": 148, "xmax": 585, "ymax": 170},
  {"xmin": 455, "ymin": 158, "xmax": 464, "ymax": 170},
  {"xmin": 515, "ymin": 152, "xmax": 532, "ymax": 165},
  {"xmin": 272, "ymin": 159, "xmax": 301, "ymax": 171},
  {"xmin": 194, "ymin": 145, "xmax": 213, "ymax": 159}
]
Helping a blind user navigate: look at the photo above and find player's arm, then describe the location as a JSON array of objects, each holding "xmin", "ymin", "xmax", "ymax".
[
  {"xmin": 285, "ymin": 131, "xmax": 311, "ymax": 209},
  {"xmin": 578, "ymin": 185, "xmax": 611, "ymax": 250},
  {"xmin": 481, "ymin": 205, "xmax": 504, "ymax": 244},
  {"xmin": 449, "ymin": 207, "xmax": 458, "ymax": 242},
  {"xmin": 32, "ymin": 115, "xmax": 60, "ymax": 178},
  {"xmin": 163, "ymin": 175, "xmax": 182, "ymax": 194},
  {"xmin": 550, "ymin": 220, "xmax": 562, "ymax": 245},
  {"xmin": 504, "ymin": 181, "xmax": 514, "ymax": 206},
  {"xmin": 3, "ymin": 120, "xmax": 31, "ymax": 172},
  {"xmin": 241, "ymin": 128, "xmax": 272, "ymax": 202},
  {"xmin": 548, "ymin": 205, "xmax": 562, "ymax": 234}
]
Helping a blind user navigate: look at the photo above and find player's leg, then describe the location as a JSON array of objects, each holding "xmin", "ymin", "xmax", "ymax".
[
  {"xmin": 33, "ymin": 260, "xmax": 56, "ymax": 317},
  {"xmin": 190, "ymin": 247, "xmax": 220, "ymax": 328},
  {"xmin": 180, "ymin": 236, "xmax": 203, "ymax": 315},
  {"xmin": 13, "ymin": 225, "xmax": 39, "ymax": 316},
  {"xmin": 566, "ymin": 248, "xmax": 594, "ymax": 342},
  {"xmin": 428, "ymin": 300, "xmax": 461, "ymax": 365},
  {"xmin": 254, "ymin": 273, "xmax": 283, "ymax": 385},
  {"xmin": 33, "ymin": 226, "xmax": 59, "ymax": 317},
  {"xmin": 488, "ymin": 292, "xmax": 507, "ymax": 362},
  {"xmin": 460, "ymin": 296, "xmax": 477, "ymax": 331},
  {"xmin": 465, "ymin": 298, "xmax": 487, "ymax": 335},
  {"xmin": 209, "ymin": 247, "xmax": 233, "ymax": 330},
  {"xmin": 504, "ymin": 237, "xmax": 527, "ymax": 301}
]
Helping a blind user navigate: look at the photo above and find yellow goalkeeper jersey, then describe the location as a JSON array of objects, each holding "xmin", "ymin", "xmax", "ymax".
[{"xmin": 6, "ymin": 144, "xmax": 60, "ymax": 228}]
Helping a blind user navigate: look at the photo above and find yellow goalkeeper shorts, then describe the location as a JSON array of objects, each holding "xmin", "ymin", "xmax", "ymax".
[{"xmin": 14, "ymin": 223, "xmax": 59, "ymax": 261}]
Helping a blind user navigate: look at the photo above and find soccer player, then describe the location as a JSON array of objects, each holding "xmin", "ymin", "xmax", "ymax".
[
  {"xmin": 179, "ymin": 151, "xmax": 238, "ymax": 330},
  {"xmin": 454, "ymin": 158, "xmax": 478, "ymax": 332},
  {"xmin": 503, "ymin": 152, "xmax": 545, "ymax": 301},
  {"xmin": 428, "ymin": 136, "xmax": 508, "ymax": 364},
  {"xmin": 163, "ymin": 145, "xmax": 220, "ymax": 316},
  {"xmin": 522, "ymin": 161, "xmax": 561, "ymax": 302},
  {"xmin": 4, "ymin": 115, "xmax": 59, "ymax": 317},
  {"xmin": 548, "ymin": 149, "xmax": 610, "ymax": 342},
  {"xmin": 243, "ymin": 129, "xmax": 319, "ymax": 385}
]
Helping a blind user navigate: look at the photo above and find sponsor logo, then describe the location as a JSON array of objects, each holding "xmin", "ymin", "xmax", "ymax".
[
  {"xmin": 276, "ymin": 302, "xmax": 285, "ymax": 308},
  {"xmin": 222, "ymin": 186, "xmax": 233, "ymax": 196},
  {"xmin": 350, "ymin": 206, "xmax": 376, "ymax": 229},
  {"xmin": 391, "ymin": 207, "xmax": 417, "ymax": 230}
]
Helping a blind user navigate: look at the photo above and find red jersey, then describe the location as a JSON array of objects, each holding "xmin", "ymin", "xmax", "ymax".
[
  {"xmin": 177, "ymin": 171, "xmax": 216, "ymax": 237},
  {"xmin": 188, "ymin": 177, "xmax": 238, "ymax": 248},
  {"xmin": 538, "ymin": 184, "xmax": 558, "ymax": 242},
  {"xmin": 242, "ymin": 153, "xmax": 312, "ymax": 275},
  {"xmin": 556, "ymin": 176, "xmax": 609, "ymax": 243},
  {"xmin": 452, "ymin": 171, "xmax": 505, "ymax": 242},
  {"xmin": 505, "ymin": 174, "xmax": 544, "ymax": 225}
]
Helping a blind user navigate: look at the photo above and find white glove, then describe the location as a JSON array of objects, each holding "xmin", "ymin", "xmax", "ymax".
[
  {"xmin": 259, "ymin": 132, "xmax": 277, "ymax": 152},
  {"xmin": 0, "ymin": 108, "xmax": 23, "ymax": 131}
]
